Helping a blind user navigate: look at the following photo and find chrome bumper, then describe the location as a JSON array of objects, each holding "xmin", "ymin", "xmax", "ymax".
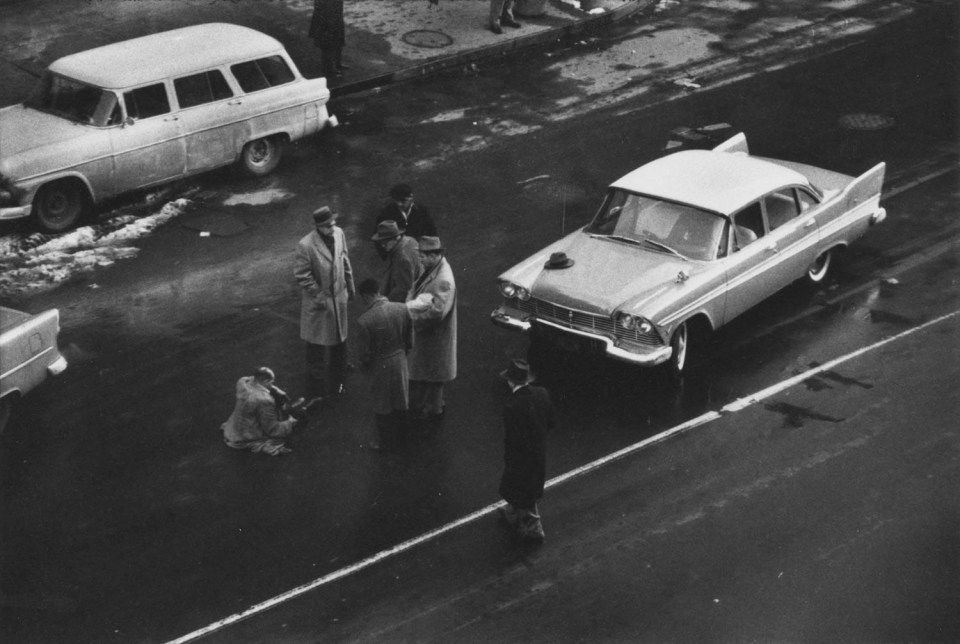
[
  {"xmin": 0, "ymin": 203, "xmax": 32, "ymax": 221},
  {"xmin": 490, "ymin": 308, "xmax": 672, "ymax": 367}
]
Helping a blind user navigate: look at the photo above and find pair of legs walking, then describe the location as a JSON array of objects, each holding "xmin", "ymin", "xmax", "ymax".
[
  {"xmin": 489, "ymin": 0, "xmax": 521, "ymax": 34},
  {"xmin": 499, "ymin": 503, "xmax": 545, "ymax": 542}
]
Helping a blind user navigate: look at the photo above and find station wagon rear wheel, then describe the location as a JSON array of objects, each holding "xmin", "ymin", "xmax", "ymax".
[
  {"xmin": 240, "ymin": 136, "xmax": 284, "ymax": 176},
  {"xmin": 807, "ymin": 249, "xmax": 833, "ymax": 284},
  {"xmin": 34, "ymin": 180, "xmax": 88, "ymax": 233}
]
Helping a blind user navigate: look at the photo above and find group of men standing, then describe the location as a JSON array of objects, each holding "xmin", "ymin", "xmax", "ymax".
[{"xmin": 294, "ymin": 184, "xmax": 457, "ymax": 453}]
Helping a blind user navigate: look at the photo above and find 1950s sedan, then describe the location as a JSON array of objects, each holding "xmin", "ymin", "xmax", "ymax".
[
  {"xmin": 491, "ymin": 133, "xmax": 886, "ymax": 375},
  {"xmin": 0, "ymin": 23, "xmax": 335, "ymax": 232}
]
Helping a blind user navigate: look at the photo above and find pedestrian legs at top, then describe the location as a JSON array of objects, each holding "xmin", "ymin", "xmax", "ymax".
[{"xmin": 489, "ymin": 0, "xmax": 521, "ymax": 34}]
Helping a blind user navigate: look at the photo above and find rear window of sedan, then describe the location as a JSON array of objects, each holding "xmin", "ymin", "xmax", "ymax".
[{"xmin": 230, "ymin": 56, "xmax": 295, "ymax": 93}]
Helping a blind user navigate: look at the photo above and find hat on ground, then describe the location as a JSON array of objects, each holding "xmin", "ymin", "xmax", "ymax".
[
  {"xmin": 418, "ymin": 236, "xmax": 444, "ymax": 253},
  {"xmin": 500, "ymin": 358, "xmax": 535, "ymax": 385},
  {"xmin": 312, "ymin": 206, "xmax": 337, "ymax": 225},
  {"xmin": 371, "ymin": 220, "xmax": 402, "ymax": 241},
  {"xmin": 544, "ymin": 251, "xmax": 574, "ymax": 269},
  {"xmin": 389, "ymin": 183, "xmax": 413, "ymax": 200}
]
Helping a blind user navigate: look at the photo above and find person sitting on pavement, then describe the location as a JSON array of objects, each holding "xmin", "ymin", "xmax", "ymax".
[
  {"xmin": 221, "ymin": 367, "xmax": 320, "ymax": 456},
  {"xmin": 375, "ymin": 183, "xmax": 437, "ymax": 241},
  {"xmin": 371, "ymin": 220, "xmax": 422, "ymax": 303}
]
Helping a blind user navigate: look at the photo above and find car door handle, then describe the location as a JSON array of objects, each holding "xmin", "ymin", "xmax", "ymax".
[
  {"xmin": 803, "ymin": 220, "xmax": 816, "ymax": 229},
  {"xmin": 228, "ymin": 99, "xmax": 242, "ymax": 105},
  {"xmin": 764, "ymin": 244, "xmax": 779, "ymax": 253},
  {"xmin": 164, "ymin": 115, "xmax": 179, "ymax": 122}
]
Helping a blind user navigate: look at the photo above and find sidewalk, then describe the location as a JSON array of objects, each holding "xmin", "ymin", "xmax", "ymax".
[{"xmin": 0, "ymin": 0, "xmax": 647, "ymax": 106}]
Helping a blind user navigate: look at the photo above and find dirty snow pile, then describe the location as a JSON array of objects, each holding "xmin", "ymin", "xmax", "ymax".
[{"xmin": 0, "ymin": 199, "xmax": 192, "ymax": 298}]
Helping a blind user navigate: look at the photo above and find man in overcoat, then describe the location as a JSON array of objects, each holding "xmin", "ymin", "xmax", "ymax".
[
  {"xmin": 222, "ymin": 367, "xmax": 301, "ymax": 456},
  {"xmin": 309, "ymin": 0, "xmax": 347, "ymax": 78},
  {"xmin": 498, "ymin": 358, "xmax": 555, "ymax": 542},
  {"xmin": 375, "ymin": 183, "xmax": 437, "ymax": 241},
  {"xmin": 371, "ymin": 220, "xmax": 421, "ymax": 303},
  {"xmin": 405, "ymin": 236, "xmax": 456, "ymax": 432},
  {"xmin": 295, "ymin": 206, "xmax": 355, "ymax": 398},
  {"xmin": 356, "ymin": 278, "xmax": 413, "ymax": 452}
]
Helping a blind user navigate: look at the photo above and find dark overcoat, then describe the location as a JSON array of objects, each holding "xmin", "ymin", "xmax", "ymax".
[
  {"xmin": 376, "ymin": 202, "xmax": 437, "ymax": 240},
  {"xmin": 295, "ymin": 226, "xmax": 355, "ymax": 345},
  {"xmin": 406, "ymin": 257, "xmax": 457, "ymax": 382},
  {"xmin": 357, "ymin": 297, "xmax": 413, "ymax": 414},
  {"xmin": 382, "ymin": 236, "xmax": 421, "ymax": 303},
  {"xmin": 309, "ymin": 0, "xmax": 345, "ymax": 50},
  {"xmin": 499, "ymin": 384, "xmax": 556, "ymax": 508}
]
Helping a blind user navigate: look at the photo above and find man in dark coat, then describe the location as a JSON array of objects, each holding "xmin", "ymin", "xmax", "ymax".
[
  {"xmin": 371, "ymin": 220, "xmax": 421, "ymax": 303},
  {"xmin": 376, "ymin": 183, "xmax": 437, "ymax": 241},
  {"xmin": 356, "ymin": 278, "xmax": 413, "ymax": 452},
  {"xmin": 498, "ymin": 358, "xmax": 555, "ymax": 543},
  {"xmin": 309, "ymin": 0, "xmax": 347, "ymax": 78}
]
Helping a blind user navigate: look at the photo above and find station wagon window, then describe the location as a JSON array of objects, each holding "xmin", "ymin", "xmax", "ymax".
[
  {"xmin": 230, "ymin": 56, "xmax": 295, "ymax": 93},
  {"xmin": 26, "ymin": 73, "xmax": 120, "ymax": 127},
  {"xmin": 174, "ymin": 70, "xmax": 233, "ymax": 109},
  {"xmin": 764, "ymin": 189, "xmax": 800, "ymax": 231},
  {"xmin": 123, "ymin": 83, "xmax": 170, "ymax": 120}
]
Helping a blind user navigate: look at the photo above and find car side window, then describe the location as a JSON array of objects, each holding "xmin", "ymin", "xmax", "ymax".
[
  {"xmin": 230, "ymin": 56, "xmax": 295, "ymax": 93},
  {"xmin": 764, "ymin": 189, "xmax": 800, "ymax": 231},
  {"xmin": 174, "ymin": 70, "xmax": 233, "ymax": 109},
  {"xmin": 123, "ymin": 83, "xmax": 170, "ymax": 120},
  {"xmin": 732, "ymin": 202, "xmax": 764, "ymax": 251},
  {"xmin": 797, "ymin": 189, "xmax": 818, "ymax": 212}
]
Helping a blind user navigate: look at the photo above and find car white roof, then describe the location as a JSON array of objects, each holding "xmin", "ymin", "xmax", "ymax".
[
  {"xmin": 47, "ymin": 23, "xmax": 286, "ymax": 90},
  {"xmin": 610, "ymin": 149, "xmax": 810, "ymax": 215}
]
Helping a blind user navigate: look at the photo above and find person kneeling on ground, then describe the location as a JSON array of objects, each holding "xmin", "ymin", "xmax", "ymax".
[{"xmin": 222, "ymin": 367, "xmax": 321, "ymax": 456}]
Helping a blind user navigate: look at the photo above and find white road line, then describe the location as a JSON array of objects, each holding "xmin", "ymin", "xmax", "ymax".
[{"xmin": 168, "ymin": 308, "xmax": 960, "ymax": 644}]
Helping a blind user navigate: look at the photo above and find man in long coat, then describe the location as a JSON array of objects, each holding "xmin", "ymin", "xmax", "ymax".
[
  {"xmin": 375, "ymin": 183, "xmax": 437, "ymax": 241},
  {"xmin": 498, "ymin": 358, "xmax": 555, "ymax": 542},
  {"xmin": 405, "ymin": 236, "xmax": 456, "ymax": 433},
  {"xmin": 309, "ymin": 0, "xmax": 346, "ymax": 78},
  {"xmin": 356, "ymin": 278, "xmax": 413, "ymax": 452},
  {"xmin": 295, "ymin": 206, "xmax": 355, "ymax": 397},
  {"xmin": 222, "ymin": 367, "xmax": 300, "ymax": 456},
  {"xmin": 371, "ymin": 220, "xmax": 421, "ymax": 303}
]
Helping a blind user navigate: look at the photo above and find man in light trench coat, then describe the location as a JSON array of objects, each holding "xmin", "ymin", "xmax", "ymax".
[
  {"xmin": 405, "ymin": 236, "xmax": 457, "ymax": 435},
  {"xmin": 295, "ymin": 206, "xmax": 355, "ymax": 398}
]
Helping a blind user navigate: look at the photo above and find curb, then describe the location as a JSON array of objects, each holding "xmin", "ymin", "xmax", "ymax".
[{"xmin": 329, "ymin": 0, "xmax": 654, "ymax": 97}]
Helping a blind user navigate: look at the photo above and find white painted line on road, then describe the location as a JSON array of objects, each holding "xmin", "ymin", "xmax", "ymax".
[{"xmin": 168, "ymin": 308, "xmax": 960, "ymax": 644}]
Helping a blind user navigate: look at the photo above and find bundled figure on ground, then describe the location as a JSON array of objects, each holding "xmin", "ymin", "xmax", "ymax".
[
  {"xmin": 221, "ymin": 367, "xmax": 321, "ymax": 456},
  {"xmin": 497, "ymin": 359, "xmax": 555, "ymax": 543},
  {"xmin": 405, "ymin": 236, "xmax": 457, "ymax": 436},
  {"xmin": 356, "ymin": 278, "xmax": 414, "ymax": 452}
]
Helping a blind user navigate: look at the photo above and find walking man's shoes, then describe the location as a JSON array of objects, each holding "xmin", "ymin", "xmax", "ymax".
[
  {"xmin": 489, "ymin": 22, "xmax": 503, "ymax": 34},
  {"xmin": 502, "ymin": 17, "xmax": 522, "ymax": 28}
]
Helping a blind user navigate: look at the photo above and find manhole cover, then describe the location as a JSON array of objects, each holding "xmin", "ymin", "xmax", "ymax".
[
  {"xmin": 402, "ymin": 30, "xmax": 453, "ymax": 49},
  {"xmin": 838, "ymin": 113, "xmax": 895, "ymax": 131}
]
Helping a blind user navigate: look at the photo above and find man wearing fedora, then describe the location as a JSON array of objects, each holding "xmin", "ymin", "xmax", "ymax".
[
  {"xmin": 406, "ymin": 236, "xmax": 457, "ymax": 432},
  {"xmin": 498, "ymin": 358, "xmax": 555, "ymax": 543},
  {"xmin": 371, "ymin": 220, "xmax": 421, "ymax": 303},
  {"xmin": 376, "ymin": 183, "xmax": 437, "ymax": 241},
  {"xmin": 295, "ymin": 206, "xmax": 355, "ymax": 398}
]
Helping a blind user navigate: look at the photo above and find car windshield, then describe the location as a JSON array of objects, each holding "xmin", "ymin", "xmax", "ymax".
[
  {"xmin": 25, "ymin": 73, "xmax": 120, "ymax": 127},
  {"xmin": 585, "ymin": 189, "xmax": 727, "ymax": 261}
]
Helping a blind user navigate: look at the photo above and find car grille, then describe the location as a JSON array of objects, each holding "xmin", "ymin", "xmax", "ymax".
[{"xmin": 511, "ymin": 297, "xmax": 661, "ymax": 346}]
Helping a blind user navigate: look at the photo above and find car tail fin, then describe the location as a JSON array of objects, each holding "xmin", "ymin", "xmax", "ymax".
[
  {"xmin": 712, "ymin": 132, "xmax": 748, "ymax": 154},
  {"xmin": 842, "ymin": 162, "xmax": 886, "ymax": 211}
]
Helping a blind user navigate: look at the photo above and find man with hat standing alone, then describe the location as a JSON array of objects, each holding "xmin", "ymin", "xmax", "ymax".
[
  {"xmin": 295, "ymin": 206, "xmax": 355, "ymax": 398},
  {"xmin": 371, "ymin": 220, "xmax": 421, "ymax": 303},
  {"xmin": 498, "ymin": 358, "xmax": 555, "ymax": 543},
  {"xmin": 406, "ymin": 236, "xmax": 456, "ymax": 433}
]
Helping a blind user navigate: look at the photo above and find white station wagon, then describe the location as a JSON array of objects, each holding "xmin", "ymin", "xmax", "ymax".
[{"xmin": 0, "ymin": 23, "xmax": 335, "ymax": 232}]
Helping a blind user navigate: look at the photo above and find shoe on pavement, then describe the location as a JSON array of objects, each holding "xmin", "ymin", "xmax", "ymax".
[
  {"xmin": 502, "ymin": 18, "xmax": 522, "ymax": 28},
  {"xmin": 489, "ymin": 23, "xmax": 503, "ymax": 35}
]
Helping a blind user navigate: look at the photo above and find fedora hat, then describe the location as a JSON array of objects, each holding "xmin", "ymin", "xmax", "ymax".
[
  {"xmin": 418, "ymin": 236, "xmax": 444, "ymax": 253},
  {"xmin": 312, "ymin": 206, "xmax": 337, "ymax": 226},
  {"xmin": 389, "ymin": 183, "xmax": 413, "ymax": 200},
  {"xmin": 500, "ymin": 358, "xmax": 535, "ymax": 385},
  {"xmin": 544, "ymin": 251, "xmax": 574, "ymax": 269},
  {"xmin": 371, "ymin": 220, "xmax": 402, "ymax": 241}
]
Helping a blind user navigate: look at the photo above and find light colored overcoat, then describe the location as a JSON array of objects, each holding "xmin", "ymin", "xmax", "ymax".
[
  {"xmin": 357, "ymin": 297, "xmax": 413, "ymax": 414},
  {"xmin": 221, "ymin": 376, "xmax": 296, "ymax": 452},
  {"xmin": 295, "ymin": 227, "xmax": 355, "ymax": 345},
  {"xmin": 407, "ymin": 257, "xmax": 457, "ymax": 382}
]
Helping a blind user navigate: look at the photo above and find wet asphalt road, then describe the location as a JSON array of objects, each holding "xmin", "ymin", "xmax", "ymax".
[{"xmin": 1, "ymin": 4, "xmax": 958, "ymax": 643}]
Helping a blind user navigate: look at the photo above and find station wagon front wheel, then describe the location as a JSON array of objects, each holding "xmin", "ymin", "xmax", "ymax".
[
  {"xmin": 807, "ymin": 249, "xmax": 833, "ymax": 284},
  {"xmin": 240, "ymin": 136, "xmax": 284, "ymax": 177},
  {"xmin": 34, "ymin": 180, "xmax": 89, "ymax": 233}
]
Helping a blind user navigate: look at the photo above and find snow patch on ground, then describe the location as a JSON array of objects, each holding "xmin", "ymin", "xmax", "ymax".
[
  {"xmin": 222, "ymin": 188, "xmax": 294, "ymax": 206},
  {"xmin": 0, "ymin": 199, "xmax": 191, "ymax": 297}
]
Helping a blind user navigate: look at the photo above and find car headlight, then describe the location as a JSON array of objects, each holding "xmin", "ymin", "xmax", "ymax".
[
  {"xmin": 499, "ymin": 282, "xmax": 530, "ymax": 301},
  {"xmin": 617, "ymin": 313, "xmax": 655, "ymax": 334}
]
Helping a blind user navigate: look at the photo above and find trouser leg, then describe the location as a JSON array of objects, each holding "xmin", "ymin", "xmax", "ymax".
[
  {"xmin": 421, "ymin": 381, "xmax": 444, "ymax": 416},
  {"xmin": 489, "ymin": 0, "xmax": 507, "ymax": 26},
  {"xmin": 305, "ymin": 342, "xmax": 326, "ymax": 397}
]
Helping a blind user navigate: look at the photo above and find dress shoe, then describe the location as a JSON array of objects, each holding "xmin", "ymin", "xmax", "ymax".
[
  {"xmin": 501, "ymin": 17, "xmax": 522, "ymax": 28},
  {"xmin": 489, "ymin": 23, "xmax": 503, "ymax": 35}
]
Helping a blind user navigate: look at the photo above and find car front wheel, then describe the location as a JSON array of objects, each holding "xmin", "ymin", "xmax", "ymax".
[
  {"xmin": 240, "ymin": 136, "xmax": 284, "ymax": 176},
  {"xmin": 667, "ymin": 321, "xmax": 689, "ymax": 376},
  {"xmin": 34, "ymin": 180, "xmax": 88, "ymax": 232},
  {"xmin": 807, "ymin": 249, "xmax": 833, "ymax": 284}
]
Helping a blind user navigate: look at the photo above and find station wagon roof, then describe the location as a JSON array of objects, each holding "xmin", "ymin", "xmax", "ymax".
[
  {"xmin": 610, "ymin": 150, "xmax": 810, "ymax": 215},
  {"xmin": 47, "ymin": 23, "xmax": 286, "ymax": 90}
]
